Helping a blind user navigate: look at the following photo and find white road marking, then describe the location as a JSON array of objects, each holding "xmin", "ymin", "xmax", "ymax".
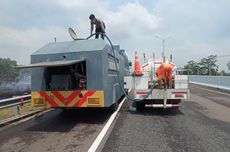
[{"xmin": 88, "ymin": 96, "xmax": 127, "ymax": 152}]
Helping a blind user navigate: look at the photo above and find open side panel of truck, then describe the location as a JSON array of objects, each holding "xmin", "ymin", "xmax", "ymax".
[{"xmin": 19, "ymin": 59, "xmax": 87, "ymax": 91}]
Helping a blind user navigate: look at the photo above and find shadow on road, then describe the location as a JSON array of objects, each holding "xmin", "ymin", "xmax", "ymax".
[
  {"xmin": 128, "ymin": 105, "xmax": 184, "ymax": 117},
  {"xmin": 26, "ymin": 108, "xmax": 113, "ymax": 133},
  {"xmin": 119, "ymin": 100, "xmax": 184, "ymax": 117},
  {"xmin": 135, "ymin": 108, "xmax": 184, "ymax": 116},
  {"xmin": 125, "ymin": 90, "xmax": 184, "ymax": 117}
]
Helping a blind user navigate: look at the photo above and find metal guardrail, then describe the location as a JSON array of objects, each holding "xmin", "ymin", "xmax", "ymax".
[
  {"xmin": 0, "ymin": 94, "xmax": 47, "ymax": 127},
  {"xmin": 0, "ymin": 94, "xmax": 31, "ymax": 110}
]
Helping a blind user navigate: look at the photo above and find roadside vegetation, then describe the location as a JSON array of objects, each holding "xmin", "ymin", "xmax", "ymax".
[
  {"xmin": 0, "ymin": 58, "xmax": 31, "ymax": 99},
  {"xmin": 0, "ymin": 58, "xmax": 19, "ymax": 85},
  {"xmin": 0, "ymin": 58, "xmax": 31, "ymax": 85},
  {"xmin": 184, "ymin": 55, "xmax": 230, "ymax": 76}
]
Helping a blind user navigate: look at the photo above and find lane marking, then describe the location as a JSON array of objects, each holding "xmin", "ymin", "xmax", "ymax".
[
  {"xmin": 190, "ymin": 85, "xmax": 230, "ymax": 97},
  {"xmin": 87, "ymin": 95, "xmax": 127, "ymax": 152}
]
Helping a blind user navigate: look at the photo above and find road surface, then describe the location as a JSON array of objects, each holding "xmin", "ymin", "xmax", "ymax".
[
  {"xmin": 0, "ymin": 84, "xmax": 230, "ymax": 152},
  {"xmin": 102, "ymin": 84, "xmax": 230, "ymax": 152},
  {"xmin": 0, "ymin": 109, "xmax": 112, "ymax": 152}
]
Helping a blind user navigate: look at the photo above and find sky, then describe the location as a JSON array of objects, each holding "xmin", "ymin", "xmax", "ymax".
[{"xmin": 0, "ymin": 0, "xmax": 230, "ymax": 71}]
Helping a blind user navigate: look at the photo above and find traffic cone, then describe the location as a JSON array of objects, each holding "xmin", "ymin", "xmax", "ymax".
[{"xmin": 132, "ymin": 51, "xmax": 143, "ymax": 76}]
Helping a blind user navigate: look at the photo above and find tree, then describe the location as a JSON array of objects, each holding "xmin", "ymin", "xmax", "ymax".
[
  {"xmin": 0, "ymin": 58, "xmax": 20, "ymax": 85},
  {"xmin": 184, "ymin": 60, "xmax": 200, "ymax": 75},
  {"xmin": 227, "ymin": 61, "xmax": 230, "ymax": 70},
  {"xmin": 184, "ymin": 55, "xmax": 219, "ymax": 75},
  {"xmin": 198, "ymin": 55, "xmax": 218, "ymax": 75}
]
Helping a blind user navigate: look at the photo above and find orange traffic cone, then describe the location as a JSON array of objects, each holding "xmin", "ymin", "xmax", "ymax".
[{"xmin": 132, "ymin": 51, "xmax": 143, "ymax": 76}]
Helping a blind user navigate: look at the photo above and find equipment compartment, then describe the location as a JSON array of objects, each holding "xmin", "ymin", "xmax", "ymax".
[{"xmin": 45, "ymin": 61, "xmax": 87, "ymax": 91}]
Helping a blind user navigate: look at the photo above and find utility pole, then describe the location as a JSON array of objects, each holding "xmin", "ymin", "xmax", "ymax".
[{"xmin": 155, "ymin": 36, "xmax": 172, "ymax": 62}]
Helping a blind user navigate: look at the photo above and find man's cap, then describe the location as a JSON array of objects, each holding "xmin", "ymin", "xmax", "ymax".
[{"xmin": 89, "ymin": 14, "xmax": 95, "ymax": 20}]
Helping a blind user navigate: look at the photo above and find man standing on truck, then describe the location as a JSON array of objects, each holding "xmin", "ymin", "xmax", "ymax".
[{"xmin": 89, "ymin": 14, "xmax": 106, "ymax": 39}]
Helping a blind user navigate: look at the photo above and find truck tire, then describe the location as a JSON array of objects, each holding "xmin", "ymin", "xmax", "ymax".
[{"xmin": 136, "ymin": 102, "xmax": 145, "ymax": 111}]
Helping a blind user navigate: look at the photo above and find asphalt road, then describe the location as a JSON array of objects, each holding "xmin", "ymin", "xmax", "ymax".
[
  {"xmin": 0, "ymin": 109, "xmax": 113, "ymax": 152},
  {"xmin": 102, "ymin": 84, "xmax": 230, "ymax": 152},
  {"xmin": 0, "ymin": 84, "xmax": 230, "ymax": 152}
]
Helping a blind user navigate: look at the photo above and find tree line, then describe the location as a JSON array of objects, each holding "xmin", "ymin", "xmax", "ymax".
[
  {"xmin": 183, "ymin": 55, "xmax": 230, "ymax": 76},
  {"xmin": 0, "ymin": 58, "xmax": 30, "ymax": 85}
]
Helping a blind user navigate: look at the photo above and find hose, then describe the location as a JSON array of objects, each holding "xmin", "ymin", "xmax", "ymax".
[{"xmin": 86, "ymin": 33, "xmax": 155, "ymax": 102}]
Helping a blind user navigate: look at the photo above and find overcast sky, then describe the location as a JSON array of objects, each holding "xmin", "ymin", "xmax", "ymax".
[{"xmin": 0, "ymin": 0, "xmax": 230, "ymax": 71}]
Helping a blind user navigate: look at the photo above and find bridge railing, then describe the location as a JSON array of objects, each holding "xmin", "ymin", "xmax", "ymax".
[
  {"xmin": 0, "ymin": 94, "xmax": 31, "ymax": 110},
  {"xmin": 189, "ymin": 75, "xmax": 230, "ymax": 90}
]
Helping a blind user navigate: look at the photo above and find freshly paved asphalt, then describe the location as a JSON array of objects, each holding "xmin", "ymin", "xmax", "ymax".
[
  {"xmin": 0, "ymin": 109, "xmax": 112, "ymax": 152},
  {"xmin": 102, "ymin": 84, "xmax": 230, "ymax": 152},
  {"xmin": 0, "ymin": 84, "xmax": 230, "ymax": 152}
]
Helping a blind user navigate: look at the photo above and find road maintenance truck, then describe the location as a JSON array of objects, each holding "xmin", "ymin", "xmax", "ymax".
[
  {"xmin": 19, "ymin": 37, "xmax": 129, "ymax": 109},
  {"xmin": 124, "ymin": 52, "xmax": 189, "ymax": 110}
]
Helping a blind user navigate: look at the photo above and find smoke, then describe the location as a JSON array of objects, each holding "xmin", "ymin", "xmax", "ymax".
[{"xmin": 0, "ymin": 75, "xmax": 31, "ymax": 99}]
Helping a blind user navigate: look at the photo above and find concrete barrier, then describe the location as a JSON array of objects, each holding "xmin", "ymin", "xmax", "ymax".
[{"xmin": 189, "ymin": 75, "xmax": 230, "ymax": 90}]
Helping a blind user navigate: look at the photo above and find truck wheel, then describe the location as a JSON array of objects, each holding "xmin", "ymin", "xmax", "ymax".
[{"xmin": 136, "ymin": 102, "xmax": 145, "ymax": 111}]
